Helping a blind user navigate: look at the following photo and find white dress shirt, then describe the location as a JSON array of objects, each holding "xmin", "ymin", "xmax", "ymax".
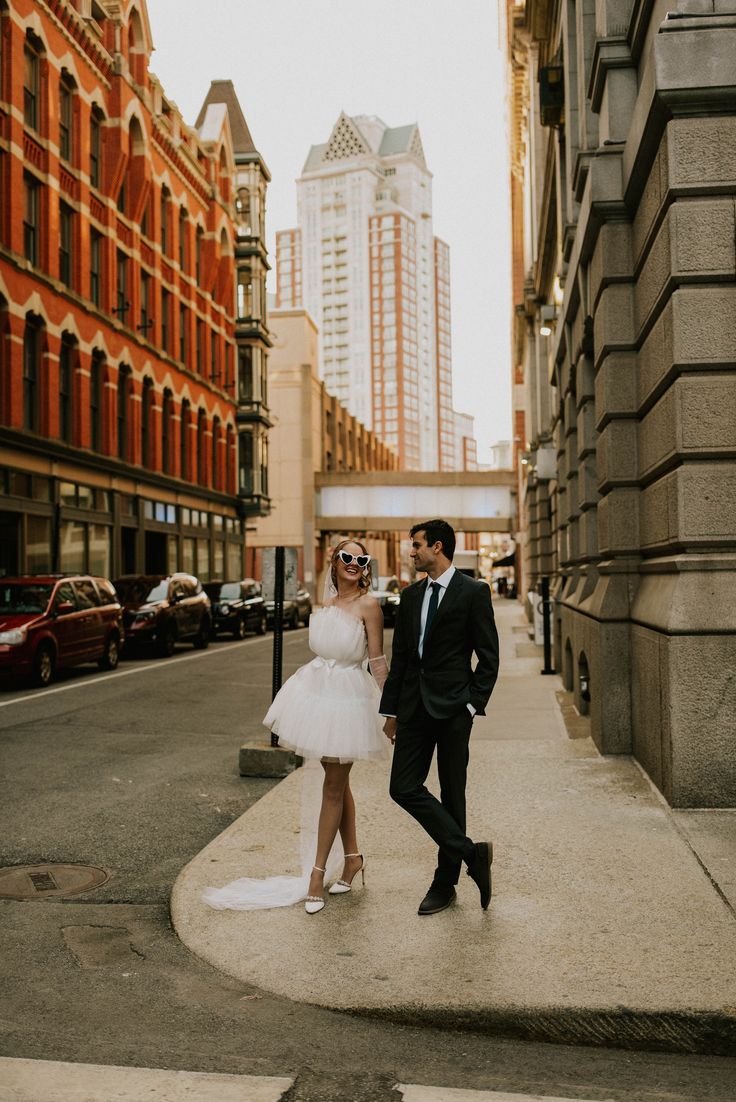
[
  {"xmin": 418, "ymin": 564, "xmax": 456, "ymax": 657},
  {"xmin": 381, "ymin": 564, "xmax": 475, "ymax": 718}
]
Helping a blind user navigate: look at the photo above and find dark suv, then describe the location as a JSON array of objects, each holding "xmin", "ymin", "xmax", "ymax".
[
  {"xmin": 0, "ymin": 575, "xmax": 124, "ymax": 687},
  {"xmin": 114, "ymin": 574, "xmax": 211, "ymax": 657},
  {"xmin": 264, "ymin": 583, "xmax": 312, "ymax": 630},
  {"xmin": 204, "ymin": 580, "xmax": 267, "ymax": 639}
]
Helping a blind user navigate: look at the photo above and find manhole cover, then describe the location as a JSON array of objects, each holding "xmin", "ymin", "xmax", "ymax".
[{"xmin": 0, "ymin": 864, "xmax": 109, "ymax": 901}]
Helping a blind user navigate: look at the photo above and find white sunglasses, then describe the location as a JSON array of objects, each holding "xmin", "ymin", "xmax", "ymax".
[{"xmin": 337, "ymin": 550, "xmax": 370, "ymax": 568}]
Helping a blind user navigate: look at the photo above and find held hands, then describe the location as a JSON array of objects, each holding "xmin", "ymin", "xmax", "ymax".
[{"xmin": 383, "ymin": 717, "xmax": 397, "ymax": 744}]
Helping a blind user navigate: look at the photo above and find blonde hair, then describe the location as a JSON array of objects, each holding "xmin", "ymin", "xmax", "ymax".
[{"xmin": 330, "ymin": 538, "xmax": 372, "ymax": 596}]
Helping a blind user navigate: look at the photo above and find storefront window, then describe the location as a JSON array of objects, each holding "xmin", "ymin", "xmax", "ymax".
[
  {"xmin": 60, "ymin": 521, "xmax": 85, "ymax": 573},
  {"xmin": 196, "ymin": 539, "xmax": 209, "ymax": 582},
  {"xmin": 182, "ymin": 537, "xmax": 194, "ymax": 574},
  {"xmin": 32, "ymin": 476, "xmax": 51, "ymax": 502},
  {"xmin": 227, "ymin": 542, "xmax": 241, "ymax": 579},
  {"xmin": 168, "ymin": 537, "xmax": 178, "ymax": 575},
  {"xmin": 77, "ymin": 484, "xmax": 93, "ymax": 510},
  {"xmin": 213, "ymin": 542, "xmax": 224, "ymax": 579},
  {"xmin": 26, "ymin": 515, "xmax": 52, "ymax": 573},
  {"xmin": 60, "ymin": 481, "xmax": 77, "ymax": 506},
  {"xmin": 88, "ymin": 525, "xmax": 110, "ymax": 577}
]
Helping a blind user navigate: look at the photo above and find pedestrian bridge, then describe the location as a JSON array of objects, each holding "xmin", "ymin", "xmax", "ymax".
[{"xmin": 314, "ymin": 470, "xmax": 515, "ymax": 533}]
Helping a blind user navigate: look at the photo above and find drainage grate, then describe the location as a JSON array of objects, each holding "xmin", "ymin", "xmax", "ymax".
[{"xmin": 0, "ymin": 864, "xmax": 109, "ymax": 901}]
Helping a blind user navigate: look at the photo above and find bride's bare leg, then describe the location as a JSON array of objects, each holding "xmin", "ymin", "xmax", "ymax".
[
  {"xmin": 337, "ymin": 780, "xmax": 363, "ymax": 883},
  {"xmin": 307, "ymin": 762, "xmax": 352, "ymax": 898}
]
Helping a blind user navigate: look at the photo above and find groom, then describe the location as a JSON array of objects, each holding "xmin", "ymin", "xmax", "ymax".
[{"xmin": 380, "ymin": 519, "xmax": 499, "ymax": 915}]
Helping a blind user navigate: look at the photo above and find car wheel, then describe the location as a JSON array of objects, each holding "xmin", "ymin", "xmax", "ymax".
[
  {"xmin": 193, "ymin": 618, "xmax": 210, "ymax": 649},
  {"xmin": 233, "ymin": 618, "xmax": 247, "ymax": 641},
  {"xmin": 32, "ymin": 644, "xmax": 55, "ymax": 687},
  {"xmin": 302, "ymin": 606, "xmax": 312, "ymax": 626},
  {"xmin": 98, "ymin": 633, "xmax": 120, "ymax": 671},
  {"xmin": 156, "ymin": 625, "xmax": 177, "ymax": 658},
  {"xmin": 256, "ymin": 613, "xmax": 267, "ymax": 636},
  {"xmin": 287, "ymin": 608, "xmax": 299, "ymax": 630}
]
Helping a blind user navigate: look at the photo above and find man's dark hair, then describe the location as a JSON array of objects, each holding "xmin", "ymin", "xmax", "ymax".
[{"xmin": 410, "ymin": 519, "xmax": 456, "ymax": 561}]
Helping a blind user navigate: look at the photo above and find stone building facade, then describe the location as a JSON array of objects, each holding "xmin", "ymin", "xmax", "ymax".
[
  {"xmin": 0, "ymin": 0, "xmax": 269, "ymax": 581},
  {"xmin": 507, "ymin": 0, "xmax": 736, "ymax": 806}
]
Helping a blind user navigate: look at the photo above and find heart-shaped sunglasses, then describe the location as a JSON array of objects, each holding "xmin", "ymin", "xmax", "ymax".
[{"xmin": 336, "ymin": 550, "xmax": 370, "ymax": 568}]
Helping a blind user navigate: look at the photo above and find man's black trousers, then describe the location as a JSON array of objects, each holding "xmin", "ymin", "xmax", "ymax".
[{"xmin": 389, "ymin": 699, "xmax": 475, "ymax": 889}]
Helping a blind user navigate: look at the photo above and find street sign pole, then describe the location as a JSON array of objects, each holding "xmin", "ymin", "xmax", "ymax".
[
  {"xmin": 270, "ymin": 545, "xmax": 285, "ymax": 746},
  {"xmin": 540, "ymin": 575, "xmax": 556, "ymax": 675}
]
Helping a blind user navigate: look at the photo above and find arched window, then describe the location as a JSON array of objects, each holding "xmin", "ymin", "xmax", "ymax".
[
  {"xmin": 23, "ymin": 314, "xmax": 42, "ymax": 432},
  {"xmin": 178, "ymin": 207, "xmax": 187, "ymax": 271},
  {"xmin": 89, "ymin": 351, "xmax": 104, "ymax": 451},
  {"xmin": 180, "ymin": 398, "xmax": 190, "ymax": 479},
  {"xmin": 195, "ymin": 226, "xmax": 204, "ymax": 281},
  {"xmin": 226, "ymin": 424, "xmax": 235, "ymax": 494},
  {"xmin": 160, "ymin": 186, "xmax": 170, "ymax": 254},
  {"xmin": 218, "ymin": 146, "xmax": 230, "ymax": 203},
  {"xmin": 211, "ymin": 416, "xmax": 221, "ymax": 490},
  {"xmin": 23, "ymin": 31, "xmax": 42, "ymax": 132},
  {"xmin": 89, "ymin": 106, "xmax": 103, "ymax": 189},
  {"xmin": 117, "ymin": 364, "xmax": 131, "ymax": 461},
  {"xmin": 59, "ymin": 71, "xmax": 75, "ymax": 164},
  {"xmin": 59, "ymin": 333, "xmax": 76, "ymax": 444},
  {"xmin": 141, "ymin": 377, "xmax": 153, "ymax": 467},
  {"xmin": 161, "ymin": 388, "xmax": 173, "ymax": 473},
  {"xmin": 197, "ymin": 408, "xmax": 207, "ymax": 485}
]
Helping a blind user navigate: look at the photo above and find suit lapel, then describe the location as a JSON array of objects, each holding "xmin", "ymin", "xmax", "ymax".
[
  {"xmin": 413, "ymin": 578, "xmax": 428, "ymax": 648},
  {"xmin": 423, "ymin": 570, "xmax": 463, "ymax": 651}
]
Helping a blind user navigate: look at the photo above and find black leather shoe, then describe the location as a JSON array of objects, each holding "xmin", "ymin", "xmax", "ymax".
[
  {"xmin": 467, "ymin": 841, "xmax": 493, "ymax": 909},
  {"xmin": 417, "ymin": 886, "xmax": 457, "ymax": 915}
]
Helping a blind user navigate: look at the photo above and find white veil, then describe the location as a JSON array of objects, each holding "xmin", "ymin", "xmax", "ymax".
[{"xmin": 202, "ymin": 762, "xmax": 342, "ymax": 911}]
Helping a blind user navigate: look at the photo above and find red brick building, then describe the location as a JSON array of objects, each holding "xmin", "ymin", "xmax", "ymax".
[{"xmin": 0, "ymin": 0, "xmax": 269, "ymax": 579}]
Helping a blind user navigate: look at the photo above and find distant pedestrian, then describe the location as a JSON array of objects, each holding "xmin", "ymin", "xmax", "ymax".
[
  {"xmin": 203, "ymin": 539, "xmax": 390, "ymax": 916},
  {"xmin": 381, "ymin": 519, "xmax": 499, "ymax": 915}
]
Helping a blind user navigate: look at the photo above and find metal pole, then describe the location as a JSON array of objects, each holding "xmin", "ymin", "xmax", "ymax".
[
  {"xmin": 270, "ymin": 545, "xmax": 285, "ymax": 746},
  {"xmin": 540, "ymin": 575, "xmax": 556, "ymax": 675}
]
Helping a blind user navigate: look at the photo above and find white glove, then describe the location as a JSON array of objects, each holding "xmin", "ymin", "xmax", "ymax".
[{"xmin": 368, "ymin": 654, "xmax": 389, "ymax": 693}]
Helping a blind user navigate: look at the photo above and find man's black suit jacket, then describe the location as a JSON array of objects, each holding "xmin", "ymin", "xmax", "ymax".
[{"xmin": 380, "ymin": 570, "xmax": 500, "ymax": 722}]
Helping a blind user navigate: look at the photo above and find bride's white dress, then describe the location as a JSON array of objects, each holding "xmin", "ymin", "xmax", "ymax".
[
  {"xmin": 263, "ymin": 604, "xmax": 387, "ymax": 763},
  {"xmin": 202, "ymin": 605, "xmax": 386, "ymax": 911}
]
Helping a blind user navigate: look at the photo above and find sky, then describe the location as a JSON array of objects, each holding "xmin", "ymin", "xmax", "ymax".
[{"xmin": 145, "ymin": 0, "xmax": 512, "ymax": 461}]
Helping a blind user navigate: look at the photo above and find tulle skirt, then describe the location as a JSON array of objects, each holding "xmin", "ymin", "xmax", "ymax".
[{"xmin": 263, "ymin": 657, "xmax": 387, "ymax": 763}]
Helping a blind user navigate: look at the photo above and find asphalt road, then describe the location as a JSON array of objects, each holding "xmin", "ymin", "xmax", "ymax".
[{"xmin": 1, "ymin": 631, "xmax": 735, "ymax": 1101}]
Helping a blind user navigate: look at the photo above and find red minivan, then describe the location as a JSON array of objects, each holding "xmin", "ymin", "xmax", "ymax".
[{"xmin": 0, "ymin": 575, "xmax": 124, "ymax": 688}]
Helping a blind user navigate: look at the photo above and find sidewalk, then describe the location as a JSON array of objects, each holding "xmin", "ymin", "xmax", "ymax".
[{"xmin": 171, "ymin": 601, "xmax": 736, "ymax": 1055}]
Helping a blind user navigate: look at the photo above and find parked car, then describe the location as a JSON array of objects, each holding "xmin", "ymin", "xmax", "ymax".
[
  {"xmin": 114, "ymin": 573, "xmax": 211, "ymax": 657},
  {"xmin": 264, "ymin": 584, "xmax": 312, "ymax": 630},
  {"xmin": 203, "ymin": 579, "xmax": 267, "ymax": 639},
  {"xmin": 372, "ymin": 586, "xmax": 401, "ymax": 626},
  {"xmin": 0, "ymin": 574, "xmax": 124, "ymax": 687}
]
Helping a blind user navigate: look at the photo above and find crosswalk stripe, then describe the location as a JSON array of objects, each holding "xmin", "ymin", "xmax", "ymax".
[
  {"xmin": 0, "ymin": 1058, "xmax": 294, "ymax": 1101},
  {"xmin": 396, "ymin": 1087, "xmax": 609, "ymax": 1102}
]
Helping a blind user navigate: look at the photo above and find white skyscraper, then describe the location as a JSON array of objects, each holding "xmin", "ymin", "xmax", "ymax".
[{"xmin": 276, "ymin": 112, "xmax": 456, "ymax": 470}]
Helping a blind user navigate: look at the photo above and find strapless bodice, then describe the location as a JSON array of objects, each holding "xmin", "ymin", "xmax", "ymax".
[{"xmin": 308, "ymin": 605, "xmax": 367, "ymax": 666}]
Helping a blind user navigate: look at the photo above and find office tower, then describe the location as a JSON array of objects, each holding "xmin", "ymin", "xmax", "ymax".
[{"xmin": 276, "ymin": 112, "xmax": 457, "ymax": 470}]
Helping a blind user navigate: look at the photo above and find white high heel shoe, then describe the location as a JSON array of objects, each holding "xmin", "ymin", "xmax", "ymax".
[
  {"xmin": 328, "ymin": 853, "xmax": 365, "ymax": 895},
  {"xmin": 305, "ymin": 865, "xmax": 326, "ymax": 914}
]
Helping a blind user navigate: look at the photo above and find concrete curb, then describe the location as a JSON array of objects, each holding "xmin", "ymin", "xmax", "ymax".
[{"xmin": 343, "ymin": 1004, "xmax": 736, "ymax": 1058}]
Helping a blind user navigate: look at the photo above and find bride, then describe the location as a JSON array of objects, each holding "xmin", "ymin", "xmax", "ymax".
[{"xmin": 203, "ymin": 539, "xmax": 390, "ymax": 915}]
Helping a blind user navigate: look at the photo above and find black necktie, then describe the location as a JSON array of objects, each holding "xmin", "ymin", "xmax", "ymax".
[{"xmin": 424, "ymin": 581, "xmax": 440, "ymax": 641}]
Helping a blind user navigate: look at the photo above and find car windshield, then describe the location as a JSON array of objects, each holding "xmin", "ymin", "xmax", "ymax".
[
  {"xmin": 204, "ymin": 583, "xmax": 240, "ymax": 601},
  {"xmin": 0, "ymin": 583, "xmax": 53, "ymax": 614},
  {"xmin": 114, "ymin": 578, "xmax": 167, "ymax": 604}
]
